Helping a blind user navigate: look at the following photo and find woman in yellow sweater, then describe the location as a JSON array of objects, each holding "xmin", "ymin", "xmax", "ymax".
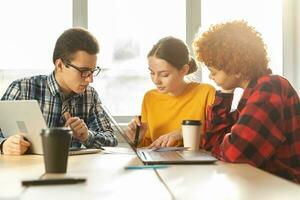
[{"xmin": 126, "ymin": 36, "xmax": 215, "ymax": 148}]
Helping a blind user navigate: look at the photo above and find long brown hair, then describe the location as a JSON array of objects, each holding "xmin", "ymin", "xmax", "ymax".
[{"xmin": 148, "ymin": 36, "xmax": 198, "ymax": 74}]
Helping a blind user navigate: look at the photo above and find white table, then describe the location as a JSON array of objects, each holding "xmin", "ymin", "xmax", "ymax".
[
  {"xmin": 0, "ymin": 153, "xmax": 172, "ymax": 200},
  {"xmin": 1, "ymin": 146, "xmax": 300, "ymax": 200},
  {"xmin": 158, "ymin": 162, "xmax": 300, "ymax": 200}
]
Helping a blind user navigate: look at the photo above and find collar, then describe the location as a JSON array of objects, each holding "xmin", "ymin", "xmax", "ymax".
[
  {"xmin": 46, "ymin": 71, "xmax": 82, "ymax": 99},
  {"xmin": 47, "ymin": 71, "xmax": 61, "ymax": 97}
]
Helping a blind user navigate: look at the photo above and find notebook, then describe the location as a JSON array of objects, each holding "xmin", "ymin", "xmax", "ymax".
[
  {"xmin": 0, "ymin": 100, "xmax": 101, "ymax": 156},
  {"xmin": 101, "ymin": 104, "xmax": 218, "ymax": 164}
]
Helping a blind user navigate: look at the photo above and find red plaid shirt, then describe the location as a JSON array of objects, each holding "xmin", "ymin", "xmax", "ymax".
[{"xmin": 204, "ymin": 75, "xmax": 300, "ymax": 183}]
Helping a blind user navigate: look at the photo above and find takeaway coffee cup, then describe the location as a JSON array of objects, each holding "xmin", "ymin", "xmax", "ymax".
[
  {"xmin": 182, "ymin": 120, "xmax": 201, "ymax": 150},
  {"xmin": 40, "ymin": 127, "xmax": 72, "ymax": 173}
]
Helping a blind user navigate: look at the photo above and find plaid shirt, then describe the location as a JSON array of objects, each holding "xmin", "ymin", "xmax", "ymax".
[
  {"xmin": 0, "ymin": 72, "xmax": 118, "ymax": 149},
  {"xmin": 204, "ymin": 75, "xmax": 300, "ymax": 183}
]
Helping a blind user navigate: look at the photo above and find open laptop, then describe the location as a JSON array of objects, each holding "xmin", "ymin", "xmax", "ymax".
[
  {"xmin": 0, "ymin": 100, "xmax": 101, "ymax": 155},
  {"xmin": 101, "ymin": 104, "xmax": 218, "ymax": 164}
]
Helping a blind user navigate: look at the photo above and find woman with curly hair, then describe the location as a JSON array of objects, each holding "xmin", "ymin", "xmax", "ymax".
[
  {"xmin": 193, "ymin": 20, "xmax": 300, "ymax": 183},
  {"xmin": 126, "ymin": 36, "xmax": 215, "ymax": 148}
]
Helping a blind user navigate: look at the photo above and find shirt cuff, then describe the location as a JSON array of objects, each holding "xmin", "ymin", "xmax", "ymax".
[{"xmin": 82, "ymin": 131, "xmax": 94, "ymax": 147}]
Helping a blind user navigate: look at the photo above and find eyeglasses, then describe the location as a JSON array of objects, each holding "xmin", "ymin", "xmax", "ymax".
[{"xmin": 63, "ymin": 61, "xmax": 101, "ymax": 78}]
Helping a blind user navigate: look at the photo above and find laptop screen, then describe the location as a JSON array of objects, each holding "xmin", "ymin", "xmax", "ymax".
[{"xmin": 100, "ymin": 104, "xmax": 137, "ymax": 152}]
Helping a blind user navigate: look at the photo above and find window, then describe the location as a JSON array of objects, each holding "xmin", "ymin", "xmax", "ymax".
[
  {"xmin": 0, "ymin": 0, "xmax": 72, "ymax": 96},
  {"xmin": 89, "ymin": 0, "xmax": 185, "ymax": 116},
  {"xmin": 0, "ymin": 0, "xmax": 284, "ymax": 115},
  {"xmin": 0, "ymin": 0, "xmax": 72, "ymax": 70}
]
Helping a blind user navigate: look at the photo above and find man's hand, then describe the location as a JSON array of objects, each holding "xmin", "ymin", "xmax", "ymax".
[
  {"xmin": 64, "ymin": 112, "xmax": 89, "ymax": 142},
  {"xmin": 2, "ymin": 135, "xmax": 30, "ymax": 155},
  {"xmin": 148, "ymin": 130, "xmax": 183, "ymax": 148}
]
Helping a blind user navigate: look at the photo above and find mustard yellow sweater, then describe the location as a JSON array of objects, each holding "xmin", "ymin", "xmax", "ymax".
[{"xmin": 140, "ymin": 82, "xmax": 215, "ymax": 147}]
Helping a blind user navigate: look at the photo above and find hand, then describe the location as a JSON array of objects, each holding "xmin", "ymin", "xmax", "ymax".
[
  {"xmin": 2, "ymin": 134, "xmax": 30, "ymax": 155},
  {"xmin": 125, "ymin": 116, "xmax": 147, "ymax": 144},
  {"xmin": 64, "ymin": 112, "xmax": 89, "ymax": 142},
  {"xmin": 148, "ymin": 130, "xmax": 183, "ymax": 148}
]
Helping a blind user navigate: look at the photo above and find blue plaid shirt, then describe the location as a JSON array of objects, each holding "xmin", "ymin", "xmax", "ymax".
[{"xmin": 0, "ymin": 72, "xmax": 118, "ymax": 149}]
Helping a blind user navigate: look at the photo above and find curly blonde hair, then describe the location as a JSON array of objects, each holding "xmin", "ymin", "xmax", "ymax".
[{"xmin": 193, "ymin": 20, "xmax": 270, "ymax": 80}]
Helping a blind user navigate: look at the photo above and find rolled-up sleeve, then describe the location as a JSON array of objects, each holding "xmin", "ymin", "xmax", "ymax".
[{"xmin": 84, "ymin": 91, "xmax": 118, "ymax": 148}]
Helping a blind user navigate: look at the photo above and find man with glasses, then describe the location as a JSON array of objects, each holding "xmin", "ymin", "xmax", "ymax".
[{"xmin": 0, "ymin": 28, "xmax": 118, "ymax": 155}]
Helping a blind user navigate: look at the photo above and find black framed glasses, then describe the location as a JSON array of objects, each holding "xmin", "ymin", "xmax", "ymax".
[{"xmin": 63, "ymin": 61, "xmax": 101, "ymax": 78}]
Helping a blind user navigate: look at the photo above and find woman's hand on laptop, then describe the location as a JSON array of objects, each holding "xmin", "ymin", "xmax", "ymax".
[
  {"xmin": 125, "ymin": 116, "xmax": 147, "ymax": 143},
  {"xmin": 148, "ymin": 130, "xmax": 183, "ymax": 148},
  {"xmin": 2, "ymin": 135, "xmax": 30, "ymax": 155},
  {"xmin": 64, "ymin": 112, "xmax": 89, "ymax": 142}
]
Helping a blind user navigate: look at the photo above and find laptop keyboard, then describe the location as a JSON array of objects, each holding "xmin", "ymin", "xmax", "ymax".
[
  {"xmin": 143, "ymin": 149, "xmax": 217, "ymax": 163},
  {"xmin": 148, "ymin": 151, "xmax": 185, "ymax": 161}
]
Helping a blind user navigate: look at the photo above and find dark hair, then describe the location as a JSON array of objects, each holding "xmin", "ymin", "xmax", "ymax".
[
  {"xmin": 148, "ymin": 36, "xmax": 197, "ymax": 74},
  {"xmin": 52, "ymin": 27, "xmax": 99, "ymax": 64}
]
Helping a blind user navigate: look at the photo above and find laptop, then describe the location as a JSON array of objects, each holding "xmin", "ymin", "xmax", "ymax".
[
  {"xmin": 101, "ymin": 104, "xmax": 218, "ymax": 164},
  {"xmin": 0, "ymin": 100, "xmax": 101, "ymax": 155}
]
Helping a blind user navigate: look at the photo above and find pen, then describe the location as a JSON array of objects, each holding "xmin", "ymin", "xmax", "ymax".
[
  {"xmin": 134, "ymin": 115, "xmax": 141, "ymax": 147},
  {"xmin": 124, "ymin": 165, "xmax": 168, "ymax": 170},
  {"xmin": 99, "ymin": 146, "xmax": 105, "ymax": 151}
]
